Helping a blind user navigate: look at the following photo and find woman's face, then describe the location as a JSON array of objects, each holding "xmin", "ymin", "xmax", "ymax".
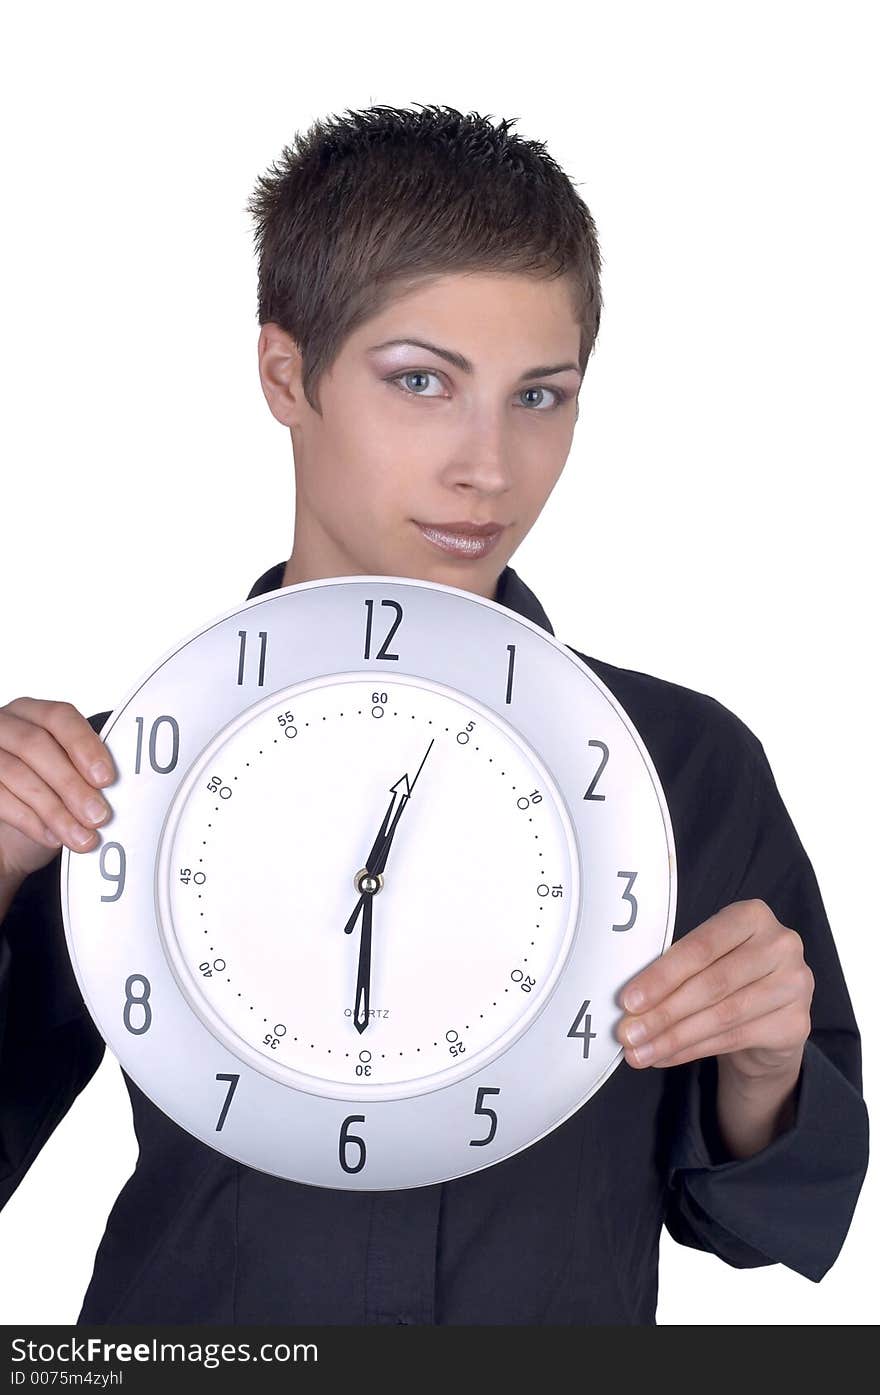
[{"xmin": 258, "ymin": 270, "xmax": 585, "ymax": 600}]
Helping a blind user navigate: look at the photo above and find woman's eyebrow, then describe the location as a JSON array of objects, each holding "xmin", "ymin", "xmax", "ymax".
[{"xmin": 366, "ymin": 337, "xmax": 581, "ymax": 381}]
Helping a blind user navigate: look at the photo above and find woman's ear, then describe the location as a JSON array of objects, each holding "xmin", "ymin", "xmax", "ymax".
[{"xmin": 257, "ymin": 323, "xmax": 308, "ymax": 428}]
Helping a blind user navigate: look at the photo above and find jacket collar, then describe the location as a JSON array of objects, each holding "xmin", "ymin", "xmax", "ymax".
[{"xmin": 246, "ymin": 562, "xmax": 555, "ymax": 637}]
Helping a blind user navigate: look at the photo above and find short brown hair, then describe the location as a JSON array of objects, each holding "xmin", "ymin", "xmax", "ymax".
[{"xmin": 245, "ymin": 103, "xmax": 603, "ymax": 414}]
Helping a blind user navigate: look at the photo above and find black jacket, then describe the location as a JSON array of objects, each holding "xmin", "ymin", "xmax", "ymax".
[{"xmin": 0, "ymin": 562, "xmax": 869, "ymax": 1323}]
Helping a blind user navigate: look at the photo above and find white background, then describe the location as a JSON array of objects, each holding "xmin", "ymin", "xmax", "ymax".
[{"xmin": 1, "ymin": 0, "xmax": 876, "ymax": 1326}]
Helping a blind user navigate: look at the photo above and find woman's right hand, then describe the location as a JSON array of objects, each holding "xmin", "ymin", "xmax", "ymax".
[{"xmin": 0, "ymin": 696, "xmax": 116, "ymax": 888}]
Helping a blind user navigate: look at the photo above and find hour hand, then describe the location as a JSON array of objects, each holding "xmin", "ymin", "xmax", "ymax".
[
  {"xmin": 365, "ymin": 787, "xmax": 404, "ymax": 872},
  {"xmin": 342, "ymin": 785, "xmax": 407, "ymax": 936},
  {"xmin": 343, "ymin": 892, "xmax": 366, "ymax": 938}
]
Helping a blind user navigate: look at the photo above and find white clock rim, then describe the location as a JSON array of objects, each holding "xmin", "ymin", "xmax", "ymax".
[{"xmin": 60, "ymin": 574, "xmax": 678, "ymax": 1190}]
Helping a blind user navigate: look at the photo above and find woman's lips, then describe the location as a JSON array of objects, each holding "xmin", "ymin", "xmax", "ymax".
[{"xmin": 414, "ymin": 522, "xmax": 504, "ymax": 558}]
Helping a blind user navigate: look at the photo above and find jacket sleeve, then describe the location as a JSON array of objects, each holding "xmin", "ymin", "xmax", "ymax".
[
  {"xmin": 0, "ymin": 711, "xmax": 110, "ymax": 1212},
  {"xmin": 662, "ymin": 725, "xmax": 869, "ymax": 1281}
]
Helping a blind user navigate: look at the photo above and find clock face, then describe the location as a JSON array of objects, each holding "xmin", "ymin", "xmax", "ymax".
[
  {"xmin": 62, "ymin": 575, "xmax": 676, "ymax": 1191},
  {"xmin": 157, "ymin": 674, "xmax": 580, "ymax": 1100}
]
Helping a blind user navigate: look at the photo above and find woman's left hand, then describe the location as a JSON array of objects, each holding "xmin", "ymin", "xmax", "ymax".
[{"xmin": 616, "ymin": 898, "xmax": 814, "ymax": 1081}]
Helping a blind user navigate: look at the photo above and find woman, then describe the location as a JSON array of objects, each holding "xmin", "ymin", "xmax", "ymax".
[{"xmin": 0, "ymin": 103, "xmax": 867, "ymax": 1324}]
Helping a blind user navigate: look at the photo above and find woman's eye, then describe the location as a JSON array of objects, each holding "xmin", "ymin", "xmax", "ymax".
[
  {"xmin": 519, "ymin": 386, "xmax": 562, "ymax": 410},
  {"xmin": 391, "ymin": 370, "xmax": 445, "ymax": 397}
]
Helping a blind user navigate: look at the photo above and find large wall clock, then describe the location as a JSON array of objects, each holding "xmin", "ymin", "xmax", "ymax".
[{"xmin": 61, "ymin": 575, "xmax": 676, "ymax": 1190}]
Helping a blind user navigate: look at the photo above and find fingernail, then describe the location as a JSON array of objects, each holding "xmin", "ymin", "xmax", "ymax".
[
  {"xmin": 632, "ymin": 1041, "xmax": 655, "ymax": 1064},
  {"xmin": 84, "ymin": 797, "xmax": 109, "ymax": 823},
  {"xmin": 625, "ymin": 1020, "xmax": 648, "ymax": 1045},
  {"xmin": 90, "ymin": 761, "xmax": 112, "ymax": 785},
  {"xmin": 623, "ymin": 988, "xmax": 645, "ymax": 1012}
]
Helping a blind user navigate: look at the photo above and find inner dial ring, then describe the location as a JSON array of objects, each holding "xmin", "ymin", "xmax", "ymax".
[{"xmin": 156, "ymin": 672, "xmax": 580, "ymax": 1102}]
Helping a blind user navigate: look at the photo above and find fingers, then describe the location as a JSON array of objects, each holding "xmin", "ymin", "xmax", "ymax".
[
  {"xmin": 617, "ymin": 910, "xmax": 811, "ymax": 1066},
  {"xmin": 621, "ymin": 903, "xmax": 762, "ymax": 1012},
  {"xmin": 0, "ymin": 781, "xmax": 65, "ymax": 851},
  {"xmin": 0, "ymin": 749, "xmax": 105, "ymax": 849},
  {"xmin": 620, "ymin": 969, "xmax": 806, "ymax": 1066},
  {"xmin": 621, "ymin": 934, "xmax": 783, "ymax": 1045},
  {"xmin": 625, "ymin": 1001, "xmax": 812, "ymax": 1070},
  {"xmin": 0, "ymin": 697, "xmax": 116, "ymax": 853},
  {"xmin": 5, "ymin": 697, "xmax": 115, "ymax": 786}
]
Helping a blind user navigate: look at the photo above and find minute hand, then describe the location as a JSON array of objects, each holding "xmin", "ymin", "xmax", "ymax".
[{"xmin": 369, "ymin": 736, "xmax": 434, "ymax": 875}]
